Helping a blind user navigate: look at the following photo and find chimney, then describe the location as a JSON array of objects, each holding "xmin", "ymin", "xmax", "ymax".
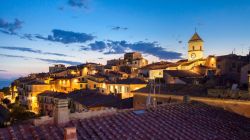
[
  {"xmin": 183, "ymin": 95, "xmax": 190, "ymax": 103},
  {"xmin": 54, "ymin": 98, "xmax": 69, "ymax": 125},
  {"xmin": 64, "ymin": 127, "xmax": 77, "ymax": 140}
]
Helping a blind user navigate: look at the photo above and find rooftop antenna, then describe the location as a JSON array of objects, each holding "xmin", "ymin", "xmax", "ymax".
[
  {"xmin": 153, "ymin": 78, "xmax": 156, "ymax": 108},
  {"xmin": 146, "ymin": 80, "xmax": 153, "ymax": 108},
  {"xmin": 195, "ymin": 27, "xmax": 197, "ymax": 33},
  {"xmin": 146, "ymin": 78, "xmax": 158, "ymax": 108}
]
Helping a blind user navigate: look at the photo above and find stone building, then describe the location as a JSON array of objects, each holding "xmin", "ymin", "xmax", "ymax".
[{"xmin": 49, "ymin": 64, "xmax": 66, "ymax": 73}]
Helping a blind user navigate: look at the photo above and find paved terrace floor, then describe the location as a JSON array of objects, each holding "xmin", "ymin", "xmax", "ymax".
[{"xmin": 134, "ymin": 93, "xmax": 250, "ymax": 118}]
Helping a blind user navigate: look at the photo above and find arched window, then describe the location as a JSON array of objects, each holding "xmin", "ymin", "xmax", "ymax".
[
  {"xmin": 193, "ymin": 46, "xmax": 195, "ymax": 50},
  {"xmin": 200, "ymin": 46, "xmax": 202, "ymax": 50}
]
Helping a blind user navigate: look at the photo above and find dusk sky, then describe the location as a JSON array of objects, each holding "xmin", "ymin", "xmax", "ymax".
[{"xmin": 1, "ymin": 0, "xmax": 250, "ymax": 80}]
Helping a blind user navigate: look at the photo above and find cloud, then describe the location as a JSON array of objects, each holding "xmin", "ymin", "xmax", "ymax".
[
  {"xmin": 68, "ymin": 0, "xmax": 89, "ymax": 9},
  {"xmin": 0, "ymin": 46, "xmax": 69, "ymax": 57},
  {"xmin": 36, "ymin": 29, "xmax": 95, "ymax": 44},
  {"xmin": 20, "ymin": 34, "xmax": 33, "ymax": 40},
  {"xmin": 37, "ymin": 58, "xmax": 81, "ymax": 65},
  {"xmin": 86, "ymin": 40, "xmax": 182, "ymax": 59},
  {"xmin": 0, "ymin": 18, "xmax": 23, "ymax": 34},
  {"xmin": 0, "ymin": 70, "xmax": 7, "ymax": 72},
  {"xmin": 129, "ymin": 41, "xmax": 182, "ymax": 59},
  {"xmin": 0, "ymin": 53, "xmax": 27, "ymax": 58},
  {"xmin": 88, "ymin": 41, "xmax": 106, "ymax": 51},
  {"xmin": 0, "ymin": 53, "xmax": 80, "ymax": 65},
  {"xmin": 111, "ymin": 26, "xmax": 128, "ymax": 31}
]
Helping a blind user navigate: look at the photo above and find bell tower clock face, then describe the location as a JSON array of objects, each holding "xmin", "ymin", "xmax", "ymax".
[{"xmin": 191, "ymin": 53, "xmax": 196, "ymax": 59}]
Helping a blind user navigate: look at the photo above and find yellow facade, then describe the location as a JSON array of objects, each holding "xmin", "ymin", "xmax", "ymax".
[
  {"xmin": 87, "ymin": 79, "xmax": 106, "ymax": 90},
  {"xmin": 27, "ymin": 84, "xmax": 51, "ymax": 113},
  {"xmin": 106, "ymin": 84, "xmax": 147, "ymax": 99},
  {"xmin": 53, "ymin": 77, "xmax": 84, "ymax": 93},
  {"xmin": 149, "ymin": 69, "xmax": 164, "ymax": 79}
]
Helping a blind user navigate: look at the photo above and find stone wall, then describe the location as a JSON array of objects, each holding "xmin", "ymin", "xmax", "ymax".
[
  {"xmin": 69, "ymin": 108, "xmax": 117, "ymax": 120},
  {"xmin": 208, "ymin": 89, "xmax": 250, "ymax": 99},
  {"xmin": 33, "ymin": 116, "xmax": 54, "ymax": 126}
]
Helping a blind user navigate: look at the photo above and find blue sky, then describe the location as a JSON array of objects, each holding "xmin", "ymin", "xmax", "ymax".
[{"xmin": 0, "ymin": 0, "xmax": 250, "ymax": 80}]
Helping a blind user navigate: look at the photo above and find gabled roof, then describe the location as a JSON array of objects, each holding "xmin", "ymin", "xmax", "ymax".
[
  {"xmin": 38, "ymin": 91, "xmax": 68, "ymax": 99},
  {"xmin": 164, "ymin": 70, "xmax": 202, "ymax": 78},
  {"xmin": 68, "ymin": 90, "xmax": 120, "ymax": 108},
  {"xmin": 140, "ymin": 61, "xmax": 173, "ymax": 70},
  {"xmin": 188, "ymin": 32, "xmax": 203, "ymax": 43},
  {"xmin": 109, "ymin": 78, "xmax": 147, "ymax": 84}
]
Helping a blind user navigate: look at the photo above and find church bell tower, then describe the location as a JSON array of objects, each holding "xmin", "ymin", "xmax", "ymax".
[{"xmin": 188, "ymin": 32, "xmax": 204, "ymax": 61}]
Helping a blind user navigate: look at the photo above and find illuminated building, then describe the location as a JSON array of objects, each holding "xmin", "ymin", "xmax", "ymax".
[
  {"xmin": 102, "ymin": 78, "xmax": 147, "ymax": 99},
  {"xmin": 52, "ymin": 76, "xmax": 86, "ymax": 93},
  {"xmin": 139, "ymin": 32, "xmax": 217, "ymax": 80},
  {"xmin": 49, "ymin": 64, "xmax": 66, "ymax": 73},
  {"xmin": 86, "ymin": 74, "xmax": 107, "ymax": 90},
  {"xmin": 188, "ymin": 32, "xmax": 204, "ymax": 61},
  {"xmin": 18, "ymin": 80, "xmax": 51, "ymax": 113}
]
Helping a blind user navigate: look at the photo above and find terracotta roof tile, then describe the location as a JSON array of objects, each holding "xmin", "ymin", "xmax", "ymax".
[{"xmin": 0, "ymin": 102, "xmax": 250, "ymax": 139}]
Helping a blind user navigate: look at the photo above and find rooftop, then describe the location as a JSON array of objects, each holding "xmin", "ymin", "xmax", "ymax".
[
  {"xmin": 188, "ymin": 32, "xmax": 203, "ymax": 43},
  {"xmin": 140, "ymin": 61, "xmax": 173, "ymax": 70},
  {"xmin": 133, "ymin": 84, "xmax": 208, "ymax": 96},
  {"xmin": 38, "ymin": 91, "xmax": 68, "ymax": 99},
  {"xmin": 67, "ymin": 90, "xmax": 121, "ymax": 108},
  {"xmin": 109, "ymin": 78, "xmax": 147, "ymax": 84},
  {"xmin": 164, "ymin": 70, "xmax": 202, "ymax": 78},
  {"xmin": 0, "ymin": 102, "xmax": 250, "ymax": 139}
]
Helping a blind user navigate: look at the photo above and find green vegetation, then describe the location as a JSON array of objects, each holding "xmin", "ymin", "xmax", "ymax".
[
  {"xmin": 8, "ymin": 103, "xmax": 36, "ymax": 123},
  {"xmin": 2, "ymin": 98, "xmax": 11, "ymax": 106},
  {"xmin": 0, "ymin": 87, "xmax": 10, "ymax": 95}
]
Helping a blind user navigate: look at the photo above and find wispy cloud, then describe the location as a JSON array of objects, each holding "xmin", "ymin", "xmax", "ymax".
[
  {"xmin": 110, "ymin": 26, "xmax": 128, "ymax": 31},
  {"xmin": 0, "ymin": 53, "xmax": 27, "ymax": 58},
  {"xmin": 85, "ymin": 40, "xmax": 182, "ymax": 59},
  {"xmin": 68, "ymin": 0, "xmax": 90, "ymax": 9},
  {"xmin": 0, "ymin": 46, "xmax": 69, "ymax": 57},
  {"xmin": 37, "ymin": 58, "xmax": 81, "ymax": 65},
  {"xmin": 35, "ymin": 29, "xmax": 95, "ymax": 44},
  {"xmin": 0, "ymin": 53, "xmax": 81, "ymax": 65},
  {"xmin": 0, "ymin": 18, "xmax": 23, "ymax": 34},
  {"xmin": 0, "ymin": 70, "xmax": 7, "ymax": 72}
]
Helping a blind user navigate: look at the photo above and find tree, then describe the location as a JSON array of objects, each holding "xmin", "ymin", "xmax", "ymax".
[
  {"xmin": 2, "ymin": 98, "xmax": 11, "ymax": 106},
  {"xmin": 0, "ymin": 87, "xmax": 10, "ymax": 96},
  {"xmin": 10, "ymin": 103, "xmax": 36, "ymax": 123}
]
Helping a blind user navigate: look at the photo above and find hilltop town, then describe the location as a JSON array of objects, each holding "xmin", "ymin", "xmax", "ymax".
[{"xmin": 1, "ymin": 32, "xmax": 250, "ymax": 139}]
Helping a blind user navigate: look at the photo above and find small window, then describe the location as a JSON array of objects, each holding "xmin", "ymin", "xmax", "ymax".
[
  {"xmin": 193, "ymin": 46, "xmax": 195, "ymax": 50},
  {"xmin": 94, "ymin": 84, "xmax": 96, "ymax": 88},
  {"xmin": 157, "ymin": 101, "xmax": 163, "ymax": 105},
  {"xmin": 232, "ymin": 63, "xmax": 236, "ymax": 68}
]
